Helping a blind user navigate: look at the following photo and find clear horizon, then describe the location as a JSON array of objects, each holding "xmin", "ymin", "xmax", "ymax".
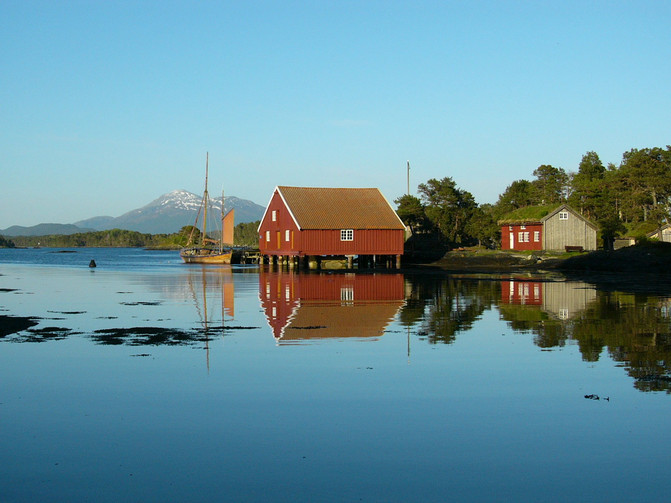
[{"xmin": 1, "ymin": 1, "xmax": 669, "ymax": 228}]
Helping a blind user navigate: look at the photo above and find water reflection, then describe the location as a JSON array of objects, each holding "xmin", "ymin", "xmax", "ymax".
[
  {"xmin": 3, "ymin": 261, "xmax": 671, "ymax": 393},
  {"xmin": 497, "ymin": 277, "xmax": 671, "ymax": 393},
  {"xmin": 399, "ymin": 274, "xmax": 500, "ymax": 344},
  {"xmin": 259, "ymin": 270, "xmax": 405, "ymax": 344}
]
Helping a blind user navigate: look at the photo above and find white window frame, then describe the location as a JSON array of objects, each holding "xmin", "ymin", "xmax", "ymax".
[
  {"xmin": 265, "ymin": 230, "xmax": 270, "ymax": 242},
  {"xmin": 520, "ymin": 225, "xmax": 526, "ymax": 230},
  {"xmin": 533, "ymin": 231, "xmax": 540, "ymax": 242},
  {"xmin": 285, "ymin": 229, "xmax": 290, "ymax": 242},
  {"xmin": 272, "ymin": 210, "xmax": 277, "ymax": 222},
  {"xmin": 524, "ymin": 232, "xmax": 530, "ymax": 242},
  {"xmin": 518, "ymin": 232, "xmax": 524, "ymax": 242},
  {"xmin": 341, "ymin": 229, "xmax": 354, "ymax": 241},
  {"xmin": 559, "ymin": 211, "xmax": 569, "ymax": 220}
]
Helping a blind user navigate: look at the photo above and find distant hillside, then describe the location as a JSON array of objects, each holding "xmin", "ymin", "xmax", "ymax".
[
  {"xmin": 0, "ymin": 223, "xmax": 96, "ymax": 237},
  {"xmin": 2, "ymin": 190, "xmax": 265, "ymax": 236},
  {"xmin": 74, "ymin": 190, "xmax": 264, "ymax": 234}
]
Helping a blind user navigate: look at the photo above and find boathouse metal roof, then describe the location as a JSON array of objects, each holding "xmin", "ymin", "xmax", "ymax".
[{"xmin": 275, "ymin": 186, "xmax": 405, "ymax": 230}]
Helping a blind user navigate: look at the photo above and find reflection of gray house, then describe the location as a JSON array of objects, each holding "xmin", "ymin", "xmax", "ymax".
[
  {"xmin": 541, "ymin": 204, "xmax": 598, "ymax": 252},
  {"xmin": 542, "ymin": 281, "xmax": 596, "ymax": 320},
  {"xmin": 502, "ymin": 279, "xmax": 596, "ymax": 320}
]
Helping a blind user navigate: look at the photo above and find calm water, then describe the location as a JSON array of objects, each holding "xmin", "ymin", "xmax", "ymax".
[{"xmin": 1, "ymin": 248, "xmax": 670, "ymax": 502}]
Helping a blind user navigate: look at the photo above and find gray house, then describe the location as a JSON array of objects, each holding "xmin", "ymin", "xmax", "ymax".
[
  {"xmin": 541, "ymin": 204, "xmax": 598, "ymax": 252},
  {"xmin": 647, "ymin": 224, "xmax": 671, "ymax": 243}
]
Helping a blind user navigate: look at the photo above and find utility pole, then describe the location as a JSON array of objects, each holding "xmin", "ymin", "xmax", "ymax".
[{"xmin": 406, "ymin": 160, "xmax": 410, "ymax": 195}]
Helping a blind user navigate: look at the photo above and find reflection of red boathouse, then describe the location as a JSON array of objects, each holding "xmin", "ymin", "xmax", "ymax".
[{"xmin": 259, "ymin": 271, "xmax": 405, "ymax": 343}]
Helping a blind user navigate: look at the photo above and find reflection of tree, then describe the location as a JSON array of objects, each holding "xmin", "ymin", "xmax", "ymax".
[
  {"xmin": 401, "ymin": 275, "xmax": 499, "ymax": 344},
  {"xmin": 502, "ymin": 290, "xmax": 671, "ymax": 393}
]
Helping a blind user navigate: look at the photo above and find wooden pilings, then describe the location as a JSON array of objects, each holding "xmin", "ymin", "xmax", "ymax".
[{"xmin": 259, "ymin": 254, "xmax": 403, "ymax": 270}]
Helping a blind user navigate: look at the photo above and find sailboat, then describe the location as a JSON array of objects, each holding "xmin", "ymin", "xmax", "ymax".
[{"xmin": 180, "ymin": 153, "xmax": 235, "ymax": 264}]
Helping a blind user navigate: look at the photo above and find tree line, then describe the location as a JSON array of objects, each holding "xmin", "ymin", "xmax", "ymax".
[
  {"xmin": 1, "ymin": 222, "xmax": 262, "ymax": 249},
  {"xmin": 395, "ymin": 145, "xmax": 671, "ymax": 250}
]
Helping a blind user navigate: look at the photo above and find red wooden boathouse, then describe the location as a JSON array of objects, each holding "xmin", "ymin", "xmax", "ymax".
[{"xmin": 258, "ymin": 186, "xmax": 406, "ymax": 268}]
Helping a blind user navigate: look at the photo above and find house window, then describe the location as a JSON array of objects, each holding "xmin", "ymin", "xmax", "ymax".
[
  {"xmin": 534, "ymin": 231, "xmax": 540, "ymax": 242},
  {"xmin": 341, "ymin": 229, "xmax": 354, "ymax": 241},
  {"xmin": 285, "ymin": 229, "xmax": 290, "ymax": 242},
  {"xmin": 518, "ymin": 232, "xmax": 524, "ymax": 242},
  {"xmin": 272, "ymin": 210, "xmax": 277, "ymax": 221},
  {"xmin": 341, "ymin": 287, "xmax": 354, "ymax": 302},
  {"xmin": 559, "ymin": 211, "xmax": 568, "ymax": 220},
  {"xmin": 521, "ymin": 225, "xmax": 526, "ymax": 230},
  {"xmin": 509, "ymin": 226, "xmax": 513, "ymax": 231},
  {"xmin": 524, "ymin": 232, "xmax": 530, "ymax": 242},
  {"xmin": 265, "ymin": 230, "xmax": 270, "ymax": 242}
]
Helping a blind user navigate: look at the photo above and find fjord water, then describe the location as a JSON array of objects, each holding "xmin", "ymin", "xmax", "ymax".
[{"xmin": 1, "ymin": 249, "xmax": 670, "ymax": 502}]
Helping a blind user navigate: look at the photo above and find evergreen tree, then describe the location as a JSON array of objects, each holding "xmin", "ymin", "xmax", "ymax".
[{"xmin": 394, "ymin": 194, "xmax": 430, "ymax": 235}]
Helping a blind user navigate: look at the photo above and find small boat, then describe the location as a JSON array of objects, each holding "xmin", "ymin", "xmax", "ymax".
[{"xmin": 180, "ymin": 153, "xmax": 234, "ymax": 264}]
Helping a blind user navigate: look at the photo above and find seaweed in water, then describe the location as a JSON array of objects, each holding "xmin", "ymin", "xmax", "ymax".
[
  {"xmin": 91, "ymin": 326, "xmax": 199, "ymax": 346},
  {"xmin": 22, "ymin": 327, "xmax": 76, "ymax": 343},
  {"xmin": 47, "ymin": 310, "xmax": 87, "ymax": 315},
  {"xmin": 0, "ymin": 315, "xmax": 40, "ymax": 338},
  {"xmin": 120, "ymin": 301, "xmax": 162, "ymax": 306},
  {"xmin": 0, "ymin": 288, "xmax": 18, "ymax": 293}
]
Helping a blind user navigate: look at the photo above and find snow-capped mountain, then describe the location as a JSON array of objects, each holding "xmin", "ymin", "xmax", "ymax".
[{"xmin": 73, "ymin": 190, "xmax": 264, "ymax": 234}]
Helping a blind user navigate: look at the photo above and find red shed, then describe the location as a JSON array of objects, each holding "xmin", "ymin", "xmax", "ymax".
[
  {"xmin": 500, "ymin": 221, "xmax": 543, "ymax": 251},
  {"xmin": 258, "ymin": 186, "xmax": 405, "ymax": 268}
]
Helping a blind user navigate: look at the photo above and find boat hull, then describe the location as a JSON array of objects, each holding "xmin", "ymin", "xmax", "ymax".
[{"xmin": 180, "ymin": 249, "xmax": 232, "ymax": 264}]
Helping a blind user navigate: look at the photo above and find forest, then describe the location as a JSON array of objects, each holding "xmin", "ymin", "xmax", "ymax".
[
  {"xmin": 396, "ymin": 145, "xmax": 671, "ymax": 250},
  {"xmin": 1, "ymin": 145, "xmax": 670, "ymax": 251},
  {"xmin": 2, "ymin": 222, "xmax": 262, "ymax": 249}
]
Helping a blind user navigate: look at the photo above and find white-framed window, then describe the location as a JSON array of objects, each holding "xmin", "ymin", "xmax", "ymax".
[
  {"xmin": 559, "ymin": 211, "xmax": 569, "ymax": 220},
  {"xmin": 341, "ymin": 229, "xmax": 353, "ymax": 241},
  {"xmin": 521, "ymin": 225, "xmax": 526, "ymax": 230},
  {"xmin": 265, "ymin": 230, "xmax": 270, "ymax": 242},
  {"xmin": 271, "ymin": 210, "xmax": 277, "ymax": 221},
  {"xmin": 509, "ymin": 225, "xmax": 513, "ymax": 231},
  {"xmin": 518, "ymin": 232, "xmax": 524, "ymax": 242},
  {"xmin": 285, "ymin": 229, "xmax": 290, "ymax": 242},
  {"xmin": 524, "ymin": 232, "xmax": 530, "ymax": 242},
  {"xmin": 533, "ymin": 231, "xmax": 540, "ymax": 242}
]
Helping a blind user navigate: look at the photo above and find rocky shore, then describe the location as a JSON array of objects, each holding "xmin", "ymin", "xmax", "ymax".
[{"xmin": 411, "ymin": 241, "xmax": 671, "ymax": 294}]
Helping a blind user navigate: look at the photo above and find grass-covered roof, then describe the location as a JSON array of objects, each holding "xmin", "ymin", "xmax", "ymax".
[{"xmin": 497, "ymin": 205, "xmax": 556, "ymax": 224}]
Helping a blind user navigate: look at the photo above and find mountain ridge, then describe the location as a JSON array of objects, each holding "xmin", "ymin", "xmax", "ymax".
[{"xmin": 1, "ymin": 190, "xmax": 264, "ymax": 236}]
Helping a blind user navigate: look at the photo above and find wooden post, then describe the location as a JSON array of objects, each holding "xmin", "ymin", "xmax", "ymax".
[{"xmin": 396, "ymin": 255, "xmax": 401, "ymax": 269}]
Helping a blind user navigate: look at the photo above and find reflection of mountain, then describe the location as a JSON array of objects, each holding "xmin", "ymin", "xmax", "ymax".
[
  {"xmin": 501, "ymin": 279, "xmax": 596, "ymax": 320},
  {"xmin": 259, "ymin": 271, "xmax": 405, "ymax": 344}
]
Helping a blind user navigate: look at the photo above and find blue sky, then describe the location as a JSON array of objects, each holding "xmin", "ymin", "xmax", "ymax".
[{"xmin": 1, "ymin": 1, "xmax": 669, "ymax": 228}]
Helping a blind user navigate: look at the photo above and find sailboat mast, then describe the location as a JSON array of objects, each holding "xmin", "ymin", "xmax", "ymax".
[
  {"xmin": 202, "ymin": 153, "xmax": 209, "ymax": 247},
  {"xmin": 220, "ymin": 186, "xmax": 225, "ymax": 254}
]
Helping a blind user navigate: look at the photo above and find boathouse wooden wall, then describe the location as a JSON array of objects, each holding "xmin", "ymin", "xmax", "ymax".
[
  {"xmin": 258, "ymin": 188, "xmax": 405, "ymax": 258},
  {"xmin": 258, "ymin": 190, "xmax": 301, "ymax": 256}
]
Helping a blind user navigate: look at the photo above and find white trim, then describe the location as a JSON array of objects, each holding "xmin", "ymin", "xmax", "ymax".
[
  {"xmin": 276, "ymin": 187, "xmax": 302, "ymax": 230},
  {"xmin": 379, "ymin": 188, "xmax": 407, "ymax": 228},
  {"xmin": 257, "ymin": 186, "xmax": 302, "ymax": 232}
]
